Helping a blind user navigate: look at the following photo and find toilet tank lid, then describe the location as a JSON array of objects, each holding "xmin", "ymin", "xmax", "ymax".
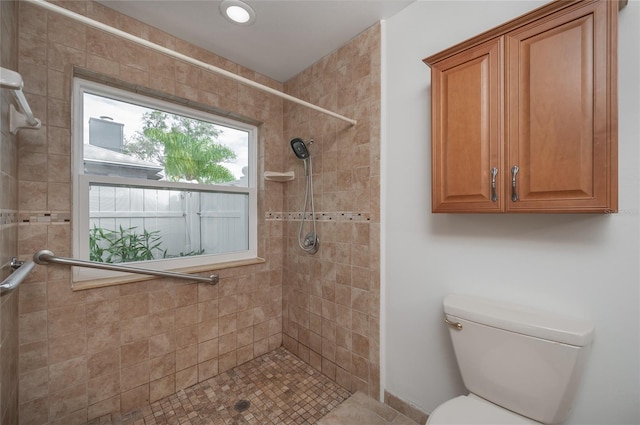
[{"xmin": 444, "ymin": 294, "xmax": 595, "ymax": 346}]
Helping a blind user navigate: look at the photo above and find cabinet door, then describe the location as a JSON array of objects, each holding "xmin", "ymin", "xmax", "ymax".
[
  {"xmin": 506, "ymin": 0, "xmax": 617, "ymax": 212},
  {"xmin": 431, "ymin": 38, "xmax": 503, "ymax": 212}
]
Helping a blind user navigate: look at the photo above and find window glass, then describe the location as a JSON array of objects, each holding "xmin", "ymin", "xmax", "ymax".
[
  {"xmin": 82, "ymin": 92, "xmax": 249, "ymax": 187},
  {"xmin": 88, "ymin": 184, "xmax": 249, "ymax": 263},
  {"xmin": 73, "ymin": 79, "xmax": 257, "ymax": 282}
]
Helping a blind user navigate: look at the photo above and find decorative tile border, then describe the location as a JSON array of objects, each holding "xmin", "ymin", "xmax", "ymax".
[
  {"xmin": 19, "ymin": 212, "xmax": 71, "ymax": 224},
  {"xmin": 19, "ymin": 211, "xmax": 372, "ymax": 224},
  {"xmin": 0, "ymin": 210, "xmax": 18, "ymax": 226},
  {"xmin": 266, "ymin": 211, "xmax": 371, "ymax": 222}
]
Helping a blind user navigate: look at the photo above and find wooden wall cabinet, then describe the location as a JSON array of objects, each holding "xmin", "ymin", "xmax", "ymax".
[{"xmin": 424, "ymin": 0, "xmax": 619, "ymax": 213}]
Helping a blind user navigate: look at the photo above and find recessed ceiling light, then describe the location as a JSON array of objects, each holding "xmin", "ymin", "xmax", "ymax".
[{"xmin": 220, "ymin": 0, "xmax": 256, "ymax": 26}]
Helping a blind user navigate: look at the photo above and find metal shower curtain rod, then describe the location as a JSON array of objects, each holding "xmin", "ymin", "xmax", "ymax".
[
  {"xmin": 25, "ymin": 0, "xmax": 357, "ymax": 126},
  {"xmin": 0, "ymin": 67, "xmax": 42, "ymax": 134},
  {"xmin": 33, "ymin": 250, "xmax": 219, "ymax": 285}
]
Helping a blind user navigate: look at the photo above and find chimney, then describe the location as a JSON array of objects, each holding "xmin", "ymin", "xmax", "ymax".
[{"xmin": 88, "ymin": 116, "xmax": 124, "ymax": 152}]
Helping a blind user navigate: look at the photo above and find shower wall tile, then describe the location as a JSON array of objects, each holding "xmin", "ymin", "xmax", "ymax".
[
  {"xmin": 18, "ymin": 181, "xmax": 48, "ymax": 211},
  {"xmin": 18, "ymin": 32, "xmax": 47, "ymax": 67},
  {"xmin": 16, "ymin": 0, "xmax": 285, "ymax": 422},
  {"xmin": 282, "ymin": 24, "xmax": 381, "ymax": 399},
  {"xmin": 19, "ymin": 397, "xmax": 49, "ymax": 425}
]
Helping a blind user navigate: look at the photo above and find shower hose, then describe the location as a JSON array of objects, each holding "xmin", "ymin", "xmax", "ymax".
[{"xmin": 298, "ymin": 157, "xmax": 318, "ymax": 253}]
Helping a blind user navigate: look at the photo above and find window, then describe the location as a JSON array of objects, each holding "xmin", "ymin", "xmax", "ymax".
[{"xmin": 72, "ymin": 79, "xmax": 257, "ymax": 284}]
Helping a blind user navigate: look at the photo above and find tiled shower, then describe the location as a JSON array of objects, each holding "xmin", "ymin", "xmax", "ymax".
[
  {"xmin": 1, "ymin": 1, "xmax": 20, "ymax": 423},
  {"xmin": 0, "ymin": 1, "xmax": 380, "ymax": 424}
]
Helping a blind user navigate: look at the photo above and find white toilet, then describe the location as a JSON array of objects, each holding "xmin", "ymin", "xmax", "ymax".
[{"xmin": 427, "ymin": 294, "xmax": 595, "ymax": 425}]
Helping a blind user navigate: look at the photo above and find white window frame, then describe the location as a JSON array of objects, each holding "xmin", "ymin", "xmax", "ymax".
[{"xmin": 72, "ymin": 78, "xmax": 258, "ymax": 284}]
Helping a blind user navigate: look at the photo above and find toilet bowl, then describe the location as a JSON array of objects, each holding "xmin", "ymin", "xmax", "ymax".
[{"xmin": 427, "ymin": 294, "xmax": 594, "ymax": 425}]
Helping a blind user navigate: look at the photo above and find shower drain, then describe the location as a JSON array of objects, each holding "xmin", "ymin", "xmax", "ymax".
[{"xmin": 234, "ymin": 399, "xmax": 251, "ymax": 412}]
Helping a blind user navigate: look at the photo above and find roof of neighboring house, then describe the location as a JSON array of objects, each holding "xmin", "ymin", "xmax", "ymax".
[
  {"xmin": 83, "ymin": 144, "xmax": 163, "ymax": 170},
  {"xmin": 84, "ymin": 144, "xmax": 164, "ymax": 180}
]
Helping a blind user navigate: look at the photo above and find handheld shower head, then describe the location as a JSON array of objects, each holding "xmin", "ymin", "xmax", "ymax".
[
  {"xmin": 290, "ymin": 137, "xmax": 319, "ymax": 254},
  {"xmin": 290, "ymin": 138, "xmax": 310, "ymax": 160}
]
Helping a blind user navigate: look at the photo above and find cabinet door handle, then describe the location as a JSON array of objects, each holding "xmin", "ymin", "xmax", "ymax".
[
  {"xmin": 490, "ymin": 167, "xmax": 498, "ymax": 202},
  {"xmin": 511, "ymin": 165, "xmax": 519, "ymax": 202}
]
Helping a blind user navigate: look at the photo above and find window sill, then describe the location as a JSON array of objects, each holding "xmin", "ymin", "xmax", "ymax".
[{"xmin": 71, "ymin": 257, "xmax": 266, "ymax": 291}]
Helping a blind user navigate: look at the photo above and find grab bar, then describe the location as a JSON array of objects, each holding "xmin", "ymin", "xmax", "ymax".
[
  {"xmin": 0, "ymin": 67, "xmax": 42, "ymax": 134},
  {"xmin": 33, "ymin": 250, "xmax": 218, "ymax": 285},
  {"xmin": 0, "ymin": 258, "xmax": 36, "ymax": 293}
]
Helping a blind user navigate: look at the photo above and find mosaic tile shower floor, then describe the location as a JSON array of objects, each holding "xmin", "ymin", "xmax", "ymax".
[{"xmin": 94, "ymin": 348, "xmax": 352, "ymax": 425}]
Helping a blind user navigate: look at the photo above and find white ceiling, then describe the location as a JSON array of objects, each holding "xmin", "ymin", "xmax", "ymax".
[{"xmin": 97, "ymin": 0, "xmax": 415, "ymax": 83}]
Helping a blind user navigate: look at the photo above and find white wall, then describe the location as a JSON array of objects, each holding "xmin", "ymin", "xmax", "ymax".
[{"xmin": 383, "ymin": 1, "xmax": 640, "ymax": 424}]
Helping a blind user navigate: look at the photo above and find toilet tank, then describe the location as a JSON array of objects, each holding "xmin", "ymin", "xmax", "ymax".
[{"xmin": 443, "ymin": 294, "xmax": 595, "ymax": 424}]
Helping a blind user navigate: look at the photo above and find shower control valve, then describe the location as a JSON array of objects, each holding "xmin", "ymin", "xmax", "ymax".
[{"xmin": 303, "ymin": 232, "xmax": 319, "ymax": 254}]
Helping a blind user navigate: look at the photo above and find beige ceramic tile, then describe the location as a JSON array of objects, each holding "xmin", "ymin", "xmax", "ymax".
[
  {"xmin": 196, "ymin": 299, "xmax": 218, "ymax": 323},
  {"xmin": 87, "ymin": 396, "xmax": 119, "ymax": 422},
  {"xmin": 148, "ymin": 332, "xmax": 174, "ymax": 359},
  {"xmin": 121, "ymin": 362, "xmax": 149, "ymax": 392},
  {"xmin": 87, "ymin": 322, "xmax": 120, "ymax": 354},
  {"xmin": 148, "ymin": 312, "xmax": 174, "ymax": 337},
  {"xmin": 174, "ymin": 304, "xmax": 197, "ymax": 329},
  {"xmin": 19, "ymin": 366, "xmax": 49, "ymax": 403},
  {"xmin": 120, "ymin": 316, "xmax": 151, "ymax": 345},
  {"xmin": 48, "ymin": 356, "xmax": 87, "ymax": 393},
  {"xmin": 175, "ymin": 344, "xmax": 197, "ymax": 372},
  {"xmin": 149, "ymin": 352, "xmax": 175, "ymax": 381},
  {"xmin": 47, "ymin": 280, "xmax": 85, "ymax": 308},
  {"xmin": 47, "ymin": 303, "xmax": 84, "ymax": 337},
  {"xmin": 18, "ymin": 282, "xmax": 47, "ymax": 314},
  {"xmin": 119, "ymin": 293, "xmax": 149, "ymax": 320},
  {"xmin": 197, "ymin": 338, "xmax": 218, "ymax": 363},
  {"xmin": 86, "ymin": 299, "xmax": 120, "ymax": 326},
  {"xmin": 174, "ymin": 324, "xmax": 197, "ymax": 349},
  {"xmin": 174, "ymin": 284, "xmax": 197, "ymax": 307},
  {"xmin": 19, "ymin": 310, "xmax": 47, "ymax": 345},
  {"xmin": 50, "ymin": 407, "xmax": 89, "ymax": 425},
  {"xmin": 19, "ymin": 340, "xmax": 48, "ymax": 374},
  {"xmin": 174, "ymin": 365, "xmax": 197, "ymax": 391},
  {"xmin": 197, "ymin": 357, "xmax": 218, "ymax": 382},
  {"xmin": 19, "ymin": 396, "xmax": 49, "ymax": 425},
  {"xmin": 120, "ymin": 385, "xmax": 149, "ymax": 414},
  {"xmin": 87, "ymin": 371, "xmax": 120, "ymax": 405},
  {"xmin": 218, "ymin": 350, "xmax": 237, "ymax": 373},
  {"xmin": 48, "ymin": 330, "xmax": 87, "ymax": 364},
  {"xmin": 87, "ymin": 347, "xmax": 120, "ymax": 379},
  {"xmin": 149, "ymin": 374, "xmax": 174, "ymax": 403}
]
